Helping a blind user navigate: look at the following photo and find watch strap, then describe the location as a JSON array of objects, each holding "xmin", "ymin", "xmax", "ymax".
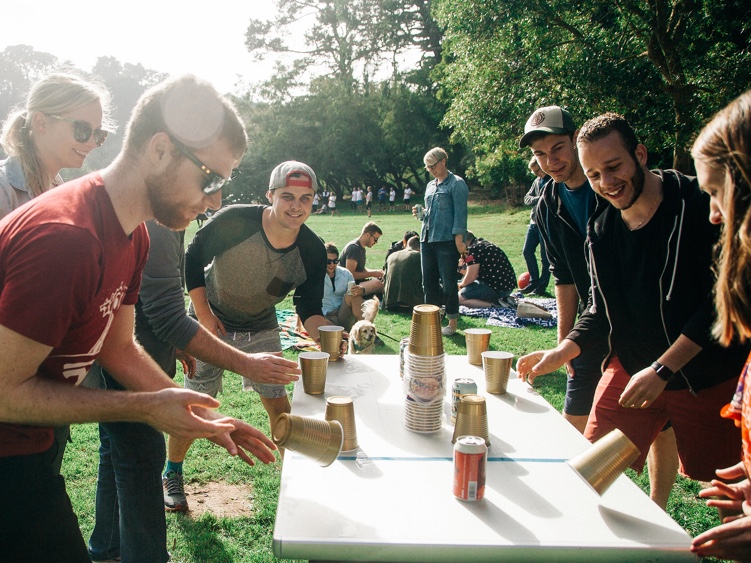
[{"xmin": 650, "ymin": 361, "xmax": 674, "ymax": 382}]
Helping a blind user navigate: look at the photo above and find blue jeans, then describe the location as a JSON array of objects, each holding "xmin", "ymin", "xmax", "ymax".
[
  {"xmin": 421, "ymin": 240, "xmax": 460, "ymax": 317},
  {"xmin": 0, "ymin": 442, "xmax": 90, "ymax": 562},
  {"xmin": 522, "ymin": 222, "xmax": 550, "ymax": 290},
  {"xmin": 88, "ymin": 366, "xmax": 169, "ymax": 563},
  {"xmin": 459, "ymin": 279, "xmax": 511, "ymax": 302}
]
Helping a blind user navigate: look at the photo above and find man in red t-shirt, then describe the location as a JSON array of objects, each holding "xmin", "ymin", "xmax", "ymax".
[{"xmin": 0, "ymin": 75, "xmax": 276, "ymax": 562}]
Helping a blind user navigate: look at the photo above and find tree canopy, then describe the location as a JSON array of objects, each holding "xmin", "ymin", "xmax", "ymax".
[
  {"xmin": 434, "ymin": 0, "xmax": 751, "ymax": 187},
  {"xmin": 2, "ymin": 1, "xmax": 749, "ymax": 201}
]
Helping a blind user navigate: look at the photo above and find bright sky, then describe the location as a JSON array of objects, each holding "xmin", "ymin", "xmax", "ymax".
[{"xmin": 2, "ymin": 1, "xmax": 284, "ymax": 94}]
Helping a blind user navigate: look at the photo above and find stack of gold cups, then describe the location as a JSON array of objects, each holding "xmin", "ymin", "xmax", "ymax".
[{"xmin": 403, "ymin": 305, "xmax": 445, "ymax": 433}]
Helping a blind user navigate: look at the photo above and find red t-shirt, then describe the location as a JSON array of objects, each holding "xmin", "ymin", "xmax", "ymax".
[{"xmin": 0, "ymin": 173, "xmax": 149, "ymax": 457}]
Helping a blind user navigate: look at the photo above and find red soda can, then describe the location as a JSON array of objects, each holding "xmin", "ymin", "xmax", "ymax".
[{"xmin": 453, "ymin": 435, "xmax": 487, "ymax": 501}]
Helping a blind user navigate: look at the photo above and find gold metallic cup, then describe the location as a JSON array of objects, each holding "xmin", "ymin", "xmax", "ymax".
[
  {"xmin": 482, "ymin": 351, "xmax": 513, "ymax": 394},
  {"xmin": 452, "ymin": 394, "xmax": 489, "ymax": 446},
  {"xmin": 319, "ymin": 325, "xmax": 344, "ymax": 361},
  {"xmin": 465, "ymin": 328, "xmax": 492, "ymax": 365},
  {"xmin": 567, "ymin": 429, "xmax": 640, "ymax": 495},
  {"xmin": 299, "ymin": 351, "xmax": 330, "ymax": 395},
  {"xmin": 409, "ymin": 304, "xmax": 444, "ymax": 356},
  {"xmin": 272, "ymin": 413, "xmax": 343, "ymax": 467},
  {"xmin": 325, "ymin": 396, "xmax": 358, "ymax": 451}
]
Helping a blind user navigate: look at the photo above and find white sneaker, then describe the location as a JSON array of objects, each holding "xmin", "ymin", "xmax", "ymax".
[{"xmin": 441, "ymin": 325, "xmax": 456, "ymax": 336}]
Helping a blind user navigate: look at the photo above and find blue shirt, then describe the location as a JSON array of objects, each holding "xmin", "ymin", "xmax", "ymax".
[
  {"xmin": 558, "ymin": 181, "xmax": 594, "ymax": 238},
  {"xmin": 0, "ymin": 156, "xmax": 32, "ymax": 220},
  {"xmin": 322, "ymin": 266, "xmax": 355, "ymax": 315},
  {"xmin": 421, "ymin": 170, "xmax": 468, "ymax": 243}
]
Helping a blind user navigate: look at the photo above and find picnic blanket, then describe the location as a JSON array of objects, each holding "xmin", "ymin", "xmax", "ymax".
[
  {"xmin": 277, "ymin": 309, "xmax": 319, "ymax": 351},
  {"xmin": 459, "ymin": 294, "xmax": 558, "ymax": 329}
]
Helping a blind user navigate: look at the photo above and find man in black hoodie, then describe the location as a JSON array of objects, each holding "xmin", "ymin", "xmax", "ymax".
[
  {"xmin": 518, "ymin": 113, "xmax": 747, "ymax": 501},
  {"xmin": 519, "ymin": 106, "xmax": 609, "ymax": 434}
]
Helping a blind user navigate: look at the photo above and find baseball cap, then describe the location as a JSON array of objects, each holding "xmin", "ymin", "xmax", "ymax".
[
  {"xmin": 268, "ymin": 160, "xmax": 318, "ymax": 191},
  {"xmin": 519, "ymin": 106, "xmax": 576, "ymax": 148}
]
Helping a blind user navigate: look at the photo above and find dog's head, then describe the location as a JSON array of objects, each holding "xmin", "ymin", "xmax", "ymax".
[{"xmin": 351, "ymin": 320, "xmax": 376, "ymax": 348}]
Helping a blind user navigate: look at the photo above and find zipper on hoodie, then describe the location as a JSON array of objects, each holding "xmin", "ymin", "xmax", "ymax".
[{"xmin": 657, "ymin": 198, "xmax": 696, "ymax": 395}]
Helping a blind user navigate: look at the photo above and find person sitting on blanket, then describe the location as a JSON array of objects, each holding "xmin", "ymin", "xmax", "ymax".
[
  {"xmin": 322, "ymin": 242, "xmax": 367, "ymax": 331},
  {"xmin": 458, "ymin": 231, "xmax": 517, "ymax": 308}
]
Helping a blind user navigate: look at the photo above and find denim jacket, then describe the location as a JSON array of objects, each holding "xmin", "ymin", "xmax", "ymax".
[
  {"xmin": 420, "ymin": 171, "xmax": 468, "ymax": 243},
  {"xmin": 0, "ymin": 157, "xmax": 31, "ymax": 220}
]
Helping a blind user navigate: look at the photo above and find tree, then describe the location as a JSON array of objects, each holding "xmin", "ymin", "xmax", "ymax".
[
  {"xmin": 0, "ymin": 45, "xmax": 58, "ymax": 153},
  {"xmin": 85, "ymin": 57, "xmax": 166, "ymax": 171},
  {"xmin": 434, "ymin": 0, "xmax": 751, "ymax": 187}
]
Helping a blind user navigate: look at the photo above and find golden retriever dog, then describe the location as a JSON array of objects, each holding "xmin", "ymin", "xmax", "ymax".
[{"xmin": 348, "ymin": 297, "xmax": 380, "ymax": 354}]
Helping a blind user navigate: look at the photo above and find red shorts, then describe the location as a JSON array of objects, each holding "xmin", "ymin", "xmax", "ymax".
[{"xmin": 584, "ymin": 356, "xmax": 740, "ymax": 481}]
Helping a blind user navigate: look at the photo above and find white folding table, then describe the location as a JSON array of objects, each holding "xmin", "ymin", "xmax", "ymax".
[{"xmin": 273, "ymin": 354, "xmax": 696, "ymax": 562}]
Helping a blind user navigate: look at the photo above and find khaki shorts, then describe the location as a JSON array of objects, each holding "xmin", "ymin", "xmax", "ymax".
[{"xmin": 184, "ymin": 328, "xmax": 286, "ymax": 399}]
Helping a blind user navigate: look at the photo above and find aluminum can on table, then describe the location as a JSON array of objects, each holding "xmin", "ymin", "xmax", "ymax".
[
  {"xmin": 453, "ymin": 436, "xmax": 487, "ymax": 501},
  {"xmin": 399, "ymin": 337, "xmax": 410, "ymax": 378},
  {"xmin": 451, "ymin": 378, "xmax": 477, "ymax": 424}
]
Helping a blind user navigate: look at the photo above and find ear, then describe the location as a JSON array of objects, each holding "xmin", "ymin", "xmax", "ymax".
[
  {"xmin": 634, "ymin": 143, "xmax": 649, "ymax": 166},
  {"xmin": 147, "ymin": 132, "xmax": 173, "ymax": 168},
  {"xmin": 266, "ymin": 189, "xmax": 274, "ymax": 203},
  {"xmin": 30, "ymin": 112, "xmax": 48, "ymax": 135}
]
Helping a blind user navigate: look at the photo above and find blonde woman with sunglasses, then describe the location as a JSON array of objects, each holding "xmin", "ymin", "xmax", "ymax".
[
  {"xmin": 0, "ymin": 72, "xmax": 113, "ymax": 474},
  {"xmin": 0, "ymin": 71, "xmax": 113, "ymax": 220}
]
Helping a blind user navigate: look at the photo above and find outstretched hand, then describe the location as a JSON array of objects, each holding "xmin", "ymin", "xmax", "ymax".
[
  {"xmin": 145, "ymin": 388, "xmax": 236, "ymax": 440},
  {"xmin": 516, "ymin": 350, "xmax": 566, "ymax": 385},
  {"xmin": 691, "ymin": 462, "xmax": 751, "ymax": 560},
  {"xmin": 698, "ymin": 462, "xmax": 751, "ymax": 513},
  {"xmin": 242, "ymin": 352, "xmax": 300, "ymax": 385},
  {"xmin": 209, "ymin": 417, "xmax": 278, "ymax": 466},
  {"xmin": 192, "ymin": 405, "xmax": 277, "ymax": 465}
]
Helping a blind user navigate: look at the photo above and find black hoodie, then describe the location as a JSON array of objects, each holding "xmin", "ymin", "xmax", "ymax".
[{"xmin": 568, "ymin": 169, "xmax": 748, "ymax": 393}]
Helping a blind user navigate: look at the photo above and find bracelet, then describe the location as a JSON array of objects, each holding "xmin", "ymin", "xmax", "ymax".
[{"xmin": 650, "ymin": 361, "xmax": 675, "ymax": 382}]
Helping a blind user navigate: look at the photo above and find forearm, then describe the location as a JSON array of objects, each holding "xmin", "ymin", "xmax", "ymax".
[
  {"xmin": 0, "ymin": 377, "xmax": 158, "ymax": 426},
  {"xmin": 183, "ymin": 325, "xmax": 255, "ymax": 375},
  {"xmin": 655, "ymin": 334, "xmax": 702, "ymax": 372},
  {"xmin": 97, "ymin": 338, "xmax": 178, "ymax": 392},
  {"xmin": 188, "ymin": 287, "xmax": 214, "ymax": 321},
  {"xmin": 555, "ymin": 284, "xmax": 579, "ymax": 343},
  {"xmin": 454, "ymin": 233, "xmax": 467, "ymax": 254},
  {"xmin": 459, "ymin": 265, "xmax": 479, "ymax": 288}
]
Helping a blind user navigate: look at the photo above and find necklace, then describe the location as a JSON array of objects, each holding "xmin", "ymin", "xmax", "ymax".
[{"xmin": 628, "ymin": 185, "xmax": 663, "ymax": 231}]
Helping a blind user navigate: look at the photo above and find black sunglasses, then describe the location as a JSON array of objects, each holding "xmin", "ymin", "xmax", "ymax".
[
  {"xmin": 327, "ymin": 258, "xmax": 339, "ymax": 264},
  {"xmin": 169, "ymin": 135, "xmax": 240, "ymax": 195},
  {"xmin": 47, "ymin": 115, "xmax": 108, "ymax": 146}
]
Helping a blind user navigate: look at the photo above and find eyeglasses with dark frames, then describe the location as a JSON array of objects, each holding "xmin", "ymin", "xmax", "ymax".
[
  {"xmin": 169, "ymin": 135, "xmax": 240, "ymax": 195},
  {"xmin": 46, "ymin": 115, "xmax": 108, "ymax": 147},
  {"xmin": 327, "ymin": 259, "xmax": 339, "ymax": 264}
]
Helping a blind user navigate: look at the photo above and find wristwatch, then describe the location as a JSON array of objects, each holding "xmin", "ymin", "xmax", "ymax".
[{"xmin": 650, "ymin": 361, "xmax": 675, "ymax": 382}]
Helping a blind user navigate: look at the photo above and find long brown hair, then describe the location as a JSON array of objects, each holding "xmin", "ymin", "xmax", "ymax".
[
  {"xmin": 1, "ymin": 72, "xmax": 113, "ymax": 197},
  {"xmin": 692, "ymin": 90, "xmax": 751, "ymax": 345}
]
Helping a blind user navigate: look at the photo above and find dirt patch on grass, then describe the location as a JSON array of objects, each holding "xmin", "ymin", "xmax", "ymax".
[{"xmin": 184, "ymin": 481, "xmax": 253, "ymax": 518}]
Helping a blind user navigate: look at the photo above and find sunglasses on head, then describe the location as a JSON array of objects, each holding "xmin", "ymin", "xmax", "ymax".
[
  {"xmin": 47, "ymin": 114, "xmax": 108, "ymax": 146},
  {"xmin": 169, "ymin": 135, "xmax": 240, "ymax": 195},
  {"xmin": 327, "ymin": 258, "xmax": 339, "ymax": 264}
]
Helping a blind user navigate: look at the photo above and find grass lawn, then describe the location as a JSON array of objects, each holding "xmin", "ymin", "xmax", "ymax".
[{"xmin": 63, "ymin": 200, "xmax": 724, "ymax": 562}]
